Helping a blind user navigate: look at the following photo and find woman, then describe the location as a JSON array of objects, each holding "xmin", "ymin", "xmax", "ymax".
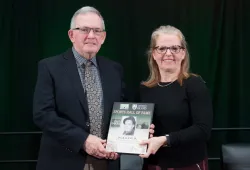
[{"xmin": 139, "ymin": 25, "xmax": 213, "ymax": 170}]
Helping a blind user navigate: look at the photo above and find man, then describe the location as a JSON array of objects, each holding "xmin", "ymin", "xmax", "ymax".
[
  {"xmin": 33, "ymin": 6, "xmax": 154, "ymax": 170},
  {"xmin": 122, "ymin": 116, "xmax": 136, "ymax": 136},
  {"xmin": 33, "ymin": 6, "xmax": 122, "ymax": 170}
]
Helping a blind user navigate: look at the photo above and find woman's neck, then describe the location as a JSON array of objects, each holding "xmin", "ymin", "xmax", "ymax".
[{"xmin": 159, "ymin": 69, "xmax": 179, "ymax": 82}]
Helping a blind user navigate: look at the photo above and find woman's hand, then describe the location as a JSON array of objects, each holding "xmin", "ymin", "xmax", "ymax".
[
  {"xmin": 149, "ymin": 124, "xmax": 155, "ymax": 138},
  {"xmin": 139, "ymin": 136, "xmax": 166, "ymax": 158}
]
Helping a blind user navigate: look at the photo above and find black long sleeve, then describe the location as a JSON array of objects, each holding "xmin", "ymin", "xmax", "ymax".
[
  {"xmin": 140, "ymin": 75, "xmax": 213, "ymax": 167},
  {"xmin": 169, "ymin": 76, "xmax": 213, "ymax": 147}
]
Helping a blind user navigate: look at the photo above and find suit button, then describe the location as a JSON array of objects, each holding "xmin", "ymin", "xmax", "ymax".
[{"xmin": 86, "ymin": 122, "xmax": 90, "ymax": 127}]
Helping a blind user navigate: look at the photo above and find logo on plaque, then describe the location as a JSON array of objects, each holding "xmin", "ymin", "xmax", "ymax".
[
  {"xmin": 120, "ymin": 104, "xmax": 129, "ymax": 110},
  {"xmin": 132, "ymin": 104, "xmax": 137, "ymax": 110}
]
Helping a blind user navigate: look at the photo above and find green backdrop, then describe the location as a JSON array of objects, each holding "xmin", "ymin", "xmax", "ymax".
[{"xmin": 1, "ymin": 0, "xmax": 250, "ymax": 169}]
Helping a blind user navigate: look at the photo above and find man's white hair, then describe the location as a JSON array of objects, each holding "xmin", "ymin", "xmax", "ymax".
[{"xmin": 70, "ymin": 6, "xmax": 105, "ymax": 30}]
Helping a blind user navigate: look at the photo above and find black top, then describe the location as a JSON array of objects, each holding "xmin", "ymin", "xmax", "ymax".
[{"xmin": 139, "ymin": 75, "xmax": 213, "ymax": 168}]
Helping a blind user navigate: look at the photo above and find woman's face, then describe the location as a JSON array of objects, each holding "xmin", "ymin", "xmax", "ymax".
[{"xmin": 152, "ymin": 33, "xmax": 185, "ymax": 73}]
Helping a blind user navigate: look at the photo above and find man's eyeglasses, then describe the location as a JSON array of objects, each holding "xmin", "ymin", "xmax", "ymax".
[
  {"xmin": 72, "ymin": 27, "xmax": 105, "ymax": 36},
  {"xmin": 154, "ymin": 45, "xmax": 185, "ymax": 54}
]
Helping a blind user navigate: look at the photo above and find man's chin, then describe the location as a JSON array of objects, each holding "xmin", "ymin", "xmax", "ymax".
[
  {"xmin": 83, "ymin": 47, "xmax": 99, "ymax": 52},
  {"xmin": 82, "ymin": 50, "xmax": 98, "ymax": 58},
  {"xmin": 85, "ymin": 50, "xmax": 97, "ymax": 54}
]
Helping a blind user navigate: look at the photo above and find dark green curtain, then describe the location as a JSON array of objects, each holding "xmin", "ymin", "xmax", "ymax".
[{"xmin": 1, "ymin": 0, "xmax": 249, "ymax": 169}]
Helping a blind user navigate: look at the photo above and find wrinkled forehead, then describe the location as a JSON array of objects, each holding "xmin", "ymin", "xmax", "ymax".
[
  {"xmin": 156, "ymin": 33, "xmax": 182, "ymax": 46},
  {"xmin": 74, "ymin": 13, "xmax": 103, "ymax": 29}
]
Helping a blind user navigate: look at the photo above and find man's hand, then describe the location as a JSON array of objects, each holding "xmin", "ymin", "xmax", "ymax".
[
  {"xmin": 105, "ymin": 152, "xmax": 120, "ymax": 160},
  {"xmin": 149, "ymin": 124, "xmax": 155, "ymax": 138},
  {"xmin": 83, "ymin": 134, "xmax": 109, "ymax": 159},
  {"xmin": 102, "ymin": 141, "xmax": 119, "ymax": 160}
]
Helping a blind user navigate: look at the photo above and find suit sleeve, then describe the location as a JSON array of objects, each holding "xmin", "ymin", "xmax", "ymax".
[
  {"xmin": 169, "ymin": 76, "xmax": 213, "ymax": 147},
  {"xmin": 33, "ymin": 60, "xmax": 89, "ymax": 153}
]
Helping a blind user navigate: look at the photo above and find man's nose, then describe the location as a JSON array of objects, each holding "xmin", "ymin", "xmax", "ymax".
[{"xmin": 87, "ymin": 29, "xmax": 95, "ymax": 38}]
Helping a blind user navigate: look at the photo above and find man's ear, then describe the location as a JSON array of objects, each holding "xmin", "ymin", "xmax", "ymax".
[
  {"xmin": 100, "ymin": 32, "xmax": 106, "ymax": 44},
  {"xmin": 68, "ymin": 29, "xmax": 74, "ymax": 43}
]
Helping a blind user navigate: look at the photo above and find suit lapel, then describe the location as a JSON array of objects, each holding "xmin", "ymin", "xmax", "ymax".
[{"xmin": 63, "ymin": 49, "xmax": 89, "ymax": 116}]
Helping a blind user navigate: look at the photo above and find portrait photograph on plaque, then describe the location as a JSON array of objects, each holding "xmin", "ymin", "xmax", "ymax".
[{"xmin": 106, "ymin": 102, "xmax": 154, "ymax": 154}]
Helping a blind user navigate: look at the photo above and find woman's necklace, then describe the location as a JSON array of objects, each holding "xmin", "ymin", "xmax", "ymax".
[{"xmin": 157, "ymin": 81, "xmax": 174, "ymax": 87}]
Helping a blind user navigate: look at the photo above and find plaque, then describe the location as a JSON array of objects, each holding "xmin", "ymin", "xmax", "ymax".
[{"xmin": 106, "ymin": 102, "xmax": 154, "ymax": 154}]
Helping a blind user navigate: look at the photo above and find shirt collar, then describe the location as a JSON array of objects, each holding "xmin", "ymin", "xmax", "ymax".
[{"xmin": 72, "ymin": 47, "xmax": 98, "ymax": 67}]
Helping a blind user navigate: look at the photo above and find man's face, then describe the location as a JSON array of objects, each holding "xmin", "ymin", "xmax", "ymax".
[
  {"xmin": 124, "ymin": 120, "xmax": 135, "ymax": 132},
  {"xmin": 68, "ymin": 13, "xmax": 106, "ymax": 58}
]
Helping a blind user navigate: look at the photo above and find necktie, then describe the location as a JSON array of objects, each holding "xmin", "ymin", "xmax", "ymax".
[{"xmin": 84, "ymin": 60, "xmax": 103, "ymax": 138}]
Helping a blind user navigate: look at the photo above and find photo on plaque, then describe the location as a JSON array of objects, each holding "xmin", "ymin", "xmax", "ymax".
[{"xmin": 106, "ymin": 102, "xmax": 154, "ymax": 154}]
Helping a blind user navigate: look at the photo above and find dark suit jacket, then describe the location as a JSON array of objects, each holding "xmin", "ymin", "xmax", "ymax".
[{"xmin": 33, "ymin": 49, "xmax": 125, "ymax": 170}]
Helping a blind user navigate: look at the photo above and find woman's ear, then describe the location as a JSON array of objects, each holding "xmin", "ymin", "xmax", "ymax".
[
  {"xmin": 152, "ymin": 52, "xmax": 157, "ymax": 61},
  {"xmin": 181, "ymin": 49, "xmax": 186, "ymax": 60}
]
